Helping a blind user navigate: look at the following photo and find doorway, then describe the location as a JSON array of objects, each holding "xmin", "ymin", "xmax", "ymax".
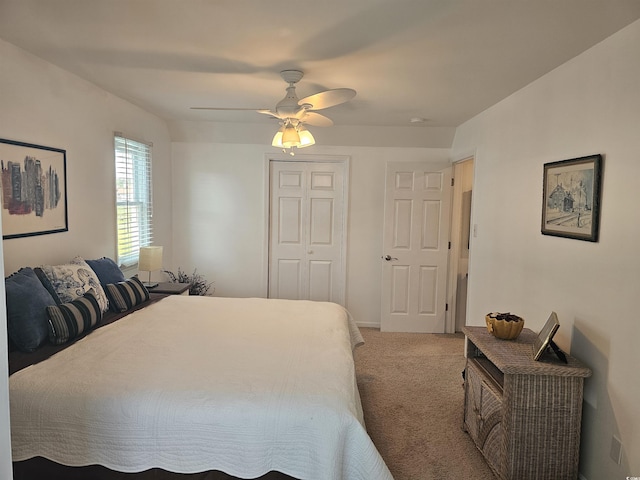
[
  {"xmin": 448, "ymin": 157, "xmax": 474, "ymax": 332},
  {"xmin": 267, "ymin": 157, "xmax": 348, "ymax": 305}
]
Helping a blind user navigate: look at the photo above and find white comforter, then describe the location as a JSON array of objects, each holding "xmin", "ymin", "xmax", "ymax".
[{"xmin": 10, "ymin": 296, "xmax": 393, "ymax": 480}]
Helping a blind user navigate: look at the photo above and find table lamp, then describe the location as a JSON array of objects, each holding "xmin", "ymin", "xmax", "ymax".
[{"xmin": 138, "ymin": 246, "xmax": 163, "ymax": 288}]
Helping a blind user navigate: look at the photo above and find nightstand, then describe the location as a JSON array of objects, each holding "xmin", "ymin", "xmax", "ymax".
[{"xmin": 147, "ymin": 282, "xmax": 190, "ymax": 296}]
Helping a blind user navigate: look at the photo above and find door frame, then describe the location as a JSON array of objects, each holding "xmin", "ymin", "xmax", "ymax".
[
  {"xmin": 445, "ymin": 152, "xmax": 476, "ymax": 333},
  {"xmin": 263, "ymin": 153, "xmax": 350, "ymax": 302}
]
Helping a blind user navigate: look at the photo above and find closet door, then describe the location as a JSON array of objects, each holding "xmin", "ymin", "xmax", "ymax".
[{"xmin": 269, "ymin": 161, "xmax": 345, "ymax": 304}]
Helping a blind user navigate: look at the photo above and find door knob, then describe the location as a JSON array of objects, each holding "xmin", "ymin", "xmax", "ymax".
[
  {"xmin": 308, "ymin": 250, "xmax": 314, "ymax": 254},
  {"xmin": 383, "ymin": 255, "xmax": 398, "ymax": 261}
]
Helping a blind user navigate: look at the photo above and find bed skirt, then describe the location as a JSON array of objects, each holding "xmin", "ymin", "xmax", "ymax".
[{"xmin": 13, "ymin": 458, "xmax": 297, "ymax": 480}]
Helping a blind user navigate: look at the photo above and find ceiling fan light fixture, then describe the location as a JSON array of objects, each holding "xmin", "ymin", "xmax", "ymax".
[
  {"xmin": 195, "ymin": 69, "xmax": 355, "ymax": 153},
  {"xmin": 297, "ymin": 126, "xmax": 315, "ymax": 148},
  {"xmin": 282, "ymin": 124, "xmax": 301, "ymax": 148},
  {"xmin": 271, "ymin": 127, "xmax": 284, "ymax": 147}
]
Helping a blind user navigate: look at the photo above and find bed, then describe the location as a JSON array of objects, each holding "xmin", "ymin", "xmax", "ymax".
[{"xmin": 9, "ymin": 293, "xmax": 393, "ymax": 480}]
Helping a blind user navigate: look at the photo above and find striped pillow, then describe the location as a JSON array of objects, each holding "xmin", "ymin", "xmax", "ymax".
[
  {"xmin": 104, "ymin": 276, "xmax": 150, "ymax": 313},
  {"xmin": 46, "ymin": 289, "xmax": 103, "ymax": 345}
]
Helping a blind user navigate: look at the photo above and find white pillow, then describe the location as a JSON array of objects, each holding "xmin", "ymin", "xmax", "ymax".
[{"xmin": 37, "ymin": 257, "xmax": 109, "ymax": 313}]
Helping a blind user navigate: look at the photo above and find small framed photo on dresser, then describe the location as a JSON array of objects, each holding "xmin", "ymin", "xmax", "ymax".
[{"xmin": 533, "ymin": 312, "xmax": 561, "ymax": 362}]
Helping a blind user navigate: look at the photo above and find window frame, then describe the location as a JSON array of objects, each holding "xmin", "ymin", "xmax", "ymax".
[{"xmin": 114, "ymin": 133, "xmax": 154, "ymax": 268}]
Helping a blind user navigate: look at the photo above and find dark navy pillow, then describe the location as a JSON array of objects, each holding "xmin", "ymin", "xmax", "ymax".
[
  {"xmin": 46, "ymin": 289, "xmax": 103, "ymax": 345},
  {"xmin": 5, "ymin": 267, "xmax": 57, "ymax": 352},
  {"xmin": 104, "ymin": 276, "xmax": 150, "ymax": 313},
  {"xmin": 86, "ymin": 257, "xmax": 126, "ymax": 285}
]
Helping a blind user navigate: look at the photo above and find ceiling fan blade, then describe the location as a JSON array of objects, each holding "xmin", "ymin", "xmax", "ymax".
[
  {"xmin": 298, "ymin": 88, "xmax": 356, "ymax": 110},
  {"xmin": 190, "ymin": 107, "xmax": 267, "ymax": 111},
  {"xmin": 190, "ymin": 107, "xmax": 281, "ymax": 119},
  {"xmin": 256, "ymin": 109, "xmax": 281, "ymax": 118},
  {"xmin": 300, "ymin": 112, "xmax": 334, "ymax": 127}
]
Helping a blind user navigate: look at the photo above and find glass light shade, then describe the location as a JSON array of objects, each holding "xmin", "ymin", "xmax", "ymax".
[
  {"xmin": 271, "ymin": 129, "xmax": 284, "ymax": 147},
  {"xmin": 138, "ymin": 246, "xmax": 163, "ymax": 272},
  {"xmin": 282, "ymin": 125, "xmax": 301, "ymax": 147},
  {"xmin": 297, "ymin": 127, "xmax": 315, "ymax": 148}
]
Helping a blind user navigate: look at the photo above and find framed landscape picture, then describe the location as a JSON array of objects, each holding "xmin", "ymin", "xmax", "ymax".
[
  {"xmin": 0, "ymin": 138, "xmax": 68, "ymax": 239},
  {"xmin": 541, "ymin": 154, "xmax": 603, "ymax": 242}
]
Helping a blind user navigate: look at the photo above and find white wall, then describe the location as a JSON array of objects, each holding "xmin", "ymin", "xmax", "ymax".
[
  {"xmin": 0, "ymin": 39, "xmax": 173, "ymax": 475},
  {"xmin": 169, "ymin": 134, "xmax": 449, "ymax": 326},
  {"xmin": 451, "ymin": 19, "xmax": 640, "ymax": 480},
  {"xmin": 0, "ymin": 39, "xmax": 173, "ymax": 275}
]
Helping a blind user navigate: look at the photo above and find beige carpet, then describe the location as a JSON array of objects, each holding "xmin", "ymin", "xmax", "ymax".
[{"xmin": 355, "ymin": 328, "xmax": 496, "ymax": 480}]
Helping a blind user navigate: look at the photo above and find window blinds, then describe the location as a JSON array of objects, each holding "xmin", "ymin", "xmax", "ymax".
[{"xmin": 114, "ymin": 134, "xmax": 153, "ymax": 268}]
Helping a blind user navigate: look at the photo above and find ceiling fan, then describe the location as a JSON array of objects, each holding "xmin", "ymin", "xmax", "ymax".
[{"xmin": 191, "ymin": 70, "xmax": 356, "ymax": 153}]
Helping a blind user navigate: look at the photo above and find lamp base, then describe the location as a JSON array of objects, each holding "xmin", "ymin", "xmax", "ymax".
[{"xmin": 143, "ymin": 282, "xmax": 159, "ymax": 288}]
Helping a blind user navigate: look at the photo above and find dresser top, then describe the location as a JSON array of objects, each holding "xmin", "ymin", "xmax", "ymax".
[{"xmin": 463, "ymin": 326, "xmax": 592, "ymax": 377}]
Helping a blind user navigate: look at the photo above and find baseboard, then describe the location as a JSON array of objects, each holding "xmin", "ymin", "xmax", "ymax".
[{"xmin": 356, "ymin": 321, "xmax": 380, "ymax": 329}]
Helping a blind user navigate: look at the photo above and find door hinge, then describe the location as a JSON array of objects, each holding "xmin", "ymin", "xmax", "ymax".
[
  {"xmin": 451, "ymin": 178, "xmax": 455, "ymax": 187},
  {"xmin": 446, "ymin": 303, "xmax": 449, "ymax": 311},
  {"xmin": 448, "ymin": 241, "xmax": 451, "ymax": 249}
]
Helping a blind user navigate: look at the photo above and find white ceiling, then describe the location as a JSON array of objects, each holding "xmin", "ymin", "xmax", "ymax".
[{"xmin": 1, "ymin": 0, "xmax": 640, "ymax": 129}]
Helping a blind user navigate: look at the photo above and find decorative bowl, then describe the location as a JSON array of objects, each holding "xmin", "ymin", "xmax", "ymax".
[{"xmin": 485, "ymin": 313, "xmax": 524, "ymax": 340}]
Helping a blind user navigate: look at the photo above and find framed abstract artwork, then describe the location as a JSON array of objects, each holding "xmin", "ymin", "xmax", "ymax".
[
  {"xmin": 541, "ymin": 154, "xmax": 603, "ymax": 242},
  {"xmin": 0, "ymin": 138, "xmax": 68, "ymax": 239}
]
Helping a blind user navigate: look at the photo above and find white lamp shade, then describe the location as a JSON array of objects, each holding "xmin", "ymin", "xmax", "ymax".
[{"xmin": 139, "ymin": 246, "xmax": 163, "ymax": 271}]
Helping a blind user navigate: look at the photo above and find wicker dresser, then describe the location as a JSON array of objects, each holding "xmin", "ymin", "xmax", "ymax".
[{"xmin": 462, "ymin": 326, "xmax": 591, "ymax": 480}]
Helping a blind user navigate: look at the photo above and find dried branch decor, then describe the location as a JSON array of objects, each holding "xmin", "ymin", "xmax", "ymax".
[{"xmin": 164, "ymin": 268, "xmax": 214, "ymax": 296}]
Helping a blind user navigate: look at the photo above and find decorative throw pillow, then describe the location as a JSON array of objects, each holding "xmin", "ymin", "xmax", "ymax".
[
  {"xmin": 5, "ymin": 267, "xmax": 57, "ymax": 352},
  {"xmin": 104, "ymin": 276, "xmax": 150, "ymax": 313},
  {"xmin": 86, "ymin": 257, "xmax": 126, "ymax": 285},
  {"xmin": 46, "ymin": 289, "xmax": 103, "ymax": 345},
  {"xmin": 35, "ymin": 257, "xmax": 109, "ymax": 313}
]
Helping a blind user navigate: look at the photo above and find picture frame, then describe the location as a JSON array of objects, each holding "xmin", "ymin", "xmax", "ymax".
[
  {"xmin": 533, "ymin": 312, "xmax": 561, "ymax": 361},
  {"xmin": 541, "ymin": 154, "xmax": 603, "ymax": 242},
  {"xmin": 0, "ymin": 138, "xmax": 68, "ymax": 239}
]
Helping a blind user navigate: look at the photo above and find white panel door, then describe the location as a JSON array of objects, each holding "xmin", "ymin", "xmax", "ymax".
[
  {"xmin": 269, "ymin": 161, "xmax": 345, "ymax": 304},
  {"xmin": 381, "ymin": 161, "xmax": 452, "ymax": 332}
]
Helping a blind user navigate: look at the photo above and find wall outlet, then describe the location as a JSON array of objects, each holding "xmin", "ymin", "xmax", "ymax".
[{"xmin": 610, "ymin": 435, "xmax": 623, "ymax": 464}]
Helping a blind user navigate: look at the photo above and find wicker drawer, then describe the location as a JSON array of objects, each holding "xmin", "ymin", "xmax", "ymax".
[
  {"xmin": 464, "ymin": 358, "xmax": 503, "ymax": 475},
  {"xmin": 463, "ymin": 359, "xmax": 481, "ymax": 440}
]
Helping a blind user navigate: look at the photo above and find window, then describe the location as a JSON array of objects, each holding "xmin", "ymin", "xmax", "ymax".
[{"xmin": 114, "ymin": 134, "xmax": 153, "ymax": 268}]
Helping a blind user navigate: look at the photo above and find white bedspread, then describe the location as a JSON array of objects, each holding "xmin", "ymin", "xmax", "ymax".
[{"xmin": 10, "ymin": 296, "xmax": 392, "ymax": 480}]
